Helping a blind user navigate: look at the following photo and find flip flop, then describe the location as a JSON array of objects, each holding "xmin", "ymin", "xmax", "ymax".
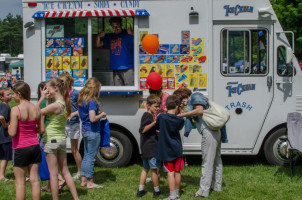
[
  {"xmin": 58, "ymin": 181, "xmax": 67, "ymax": 190},
  {"xmin": 0, "ymin": 177, "xmax": 11, "ymax": 182},
  {"xmin": 41, "ymin": 187, "xmax": 51, "ymax": 192},
  {"xmin": 87, "ymin": 184, "xmax": 103, "ymax": 189}
]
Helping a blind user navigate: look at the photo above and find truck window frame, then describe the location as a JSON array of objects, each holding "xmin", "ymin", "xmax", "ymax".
[{"xmin": 221, "ymin": 28, "xmax": 269, "ymax": 77}]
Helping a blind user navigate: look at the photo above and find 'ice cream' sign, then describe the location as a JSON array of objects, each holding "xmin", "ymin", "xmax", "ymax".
[{"xmin": 224, "ymin": 5, "xmax": 254, "ymax": 16}]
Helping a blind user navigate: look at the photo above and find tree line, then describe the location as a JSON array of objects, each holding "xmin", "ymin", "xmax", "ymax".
[{"xmin": 0, "ymin": 1, "xmax": 301, "ymax": 60}]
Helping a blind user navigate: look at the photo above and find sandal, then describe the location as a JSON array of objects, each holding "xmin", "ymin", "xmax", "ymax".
[
  {"xmin": 58, "ymin": 181, "xmax": 66, "ymax": 190},
  {"xmin": 41, "ymin": 186, "xmax": 51, "ymax": 193},
  {"xmin": 0, "ymin": 177, "xmax": 11, "ymax": 182}
]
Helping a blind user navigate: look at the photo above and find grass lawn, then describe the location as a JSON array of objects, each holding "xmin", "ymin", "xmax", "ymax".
[{"xmin": 1, "ymin": 155, "xmax": 302, "ymax": 200}]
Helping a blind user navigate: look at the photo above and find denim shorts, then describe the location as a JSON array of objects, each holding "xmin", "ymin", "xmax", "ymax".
[{"xmin": 143, "ymin": 157, "xmax": 161, "ymax": 169}]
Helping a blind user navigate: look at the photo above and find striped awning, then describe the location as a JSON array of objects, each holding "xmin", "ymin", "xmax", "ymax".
[{"xmin": 32, "ymin": 9, "xmax": 149, "ymax": 18}]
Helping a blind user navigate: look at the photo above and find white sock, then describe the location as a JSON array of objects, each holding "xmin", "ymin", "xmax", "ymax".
[
  {"xmin": 154, "ymin": 186, "xmax": 160, "ymax": 192},
  {"xmin": 175, "ymin": 189, "xmax": 179, "ymax": 196},
  {"xmin": 139, "ymin": 185, "xmax": 144, "ymax": 191}
]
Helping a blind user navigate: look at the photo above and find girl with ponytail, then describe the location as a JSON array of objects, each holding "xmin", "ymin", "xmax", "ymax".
[{"xmin": 37, "ymin": 78, "xmax": 78, "ymax": 200}]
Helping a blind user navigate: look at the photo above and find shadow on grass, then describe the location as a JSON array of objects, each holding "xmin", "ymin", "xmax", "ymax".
[
  {"xmin": 183, "ymin": 154, "xmax": 268, "ymax": 166},
  {"xmin": 93, "ymin": 169, "xmax": 116, "ymax": 183},
  {"xmin": 42, "ymin": 187, "xmax": 87, "ymax": 200}
]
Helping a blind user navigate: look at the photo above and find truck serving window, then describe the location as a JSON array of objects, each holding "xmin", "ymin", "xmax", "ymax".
[
  {"xmin": 92, "ymin": 17, "xmax": 134, "ymax": 86},
  {"xmin": 45, "ymin": 18, "xmax": 88, "ymax": 86},
  {"xmin": 221, "ymin": 29, "xmax": 268, "ymax": 76}
]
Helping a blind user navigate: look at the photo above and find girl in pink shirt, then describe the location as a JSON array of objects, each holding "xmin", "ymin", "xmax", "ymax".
[{"xmin": 8, "ymin": 82, "xmax": 43, "ymax": 200}]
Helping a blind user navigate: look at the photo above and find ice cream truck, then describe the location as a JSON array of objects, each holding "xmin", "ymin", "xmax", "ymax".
[{"xmin": 23, "ymin": 0, "xmax": 301, "ymax": 167}]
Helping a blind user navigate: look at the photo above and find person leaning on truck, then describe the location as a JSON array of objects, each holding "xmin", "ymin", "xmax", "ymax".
[{"xmin": 96, "ymin": 17, "xmax": 134, "ymax": 86}]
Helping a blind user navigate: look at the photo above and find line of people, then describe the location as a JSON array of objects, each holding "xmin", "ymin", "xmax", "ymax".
[{"xmin": 0, "ymin": 74, "xmax": 107, "ymax": 200}]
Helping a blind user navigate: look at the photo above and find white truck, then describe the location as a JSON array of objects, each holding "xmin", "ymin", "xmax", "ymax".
[{"xmin": 23, "ymin": 0, "xmax": 301, "ymax": 167}]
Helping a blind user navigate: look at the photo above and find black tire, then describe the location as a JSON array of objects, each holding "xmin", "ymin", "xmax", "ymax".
[
  {"xmin": 95, "ymin": 129, "xmax": 133, "ymax": 167},
  {"xmin": 264, "ymin": 127, "xmax": 289, "ymax": 166}
]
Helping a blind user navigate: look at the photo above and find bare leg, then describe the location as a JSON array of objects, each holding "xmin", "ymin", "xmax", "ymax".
[
  {"xmin": 13, "ymin": 166, "xmax": 27, "ymax": 200},
  {"xmin": 46, "ymin": 153, "xmax": 59, "ymax": 200},
  {"xmin": 0, "ymin": 160, "xmax": 8, "ymax": 179},
  {"xmin": 175, "ymin": 171, "xmax": 181, "ymax": 190},
  {"xmin": 58, "ymin": 153, "xmax": 79, "ymax": 200},
  {"xmin": 167, "ymin": 171, "xmax": 176, "ymax": 192},
  {"xmin": 71, "ymin": 139, "xmax": 82, "ymax": 174},
  {"xmin": 151, "ymin": 169, "xmax": 159, "ymax": 187},
  {"xmin": 28, "ymin": 163, "xmax": 41, "ymax": 200},
  {"xmin": 139, "ymin": 169, "xmax": 149, "ymax": 185}
]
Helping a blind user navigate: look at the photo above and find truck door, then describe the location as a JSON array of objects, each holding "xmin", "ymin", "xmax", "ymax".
[{"xmin": 213, "ymin": 24, "xmax": 274, "ymax": 151}]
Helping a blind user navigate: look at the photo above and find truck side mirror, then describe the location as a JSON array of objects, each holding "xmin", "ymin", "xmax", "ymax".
[{"xmin": 286, "ymin": 47, "xmax": 294, "ymax": 64}]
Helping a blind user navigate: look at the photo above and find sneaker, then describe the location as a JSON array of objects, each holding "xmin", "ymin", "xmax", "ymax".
[
  {"xmin": 72, "ymin": 172, "xmax": 81, "ymax": 181},
  {"xmin": 137, "ymin": 189, "xmax": 146, "ymax": 197},
  {"xmin": 153, "ymin": 190, "xmax": 161, "ymax": 198}
]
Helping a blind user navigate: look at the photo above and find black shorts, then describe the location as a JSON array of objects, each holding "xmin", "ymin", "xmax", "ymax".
[
  {"xmin": 13, "ymin": 145, "xmax": 42, "ymax": 167},
  {"xmin": 0, "ymin": 142, "xmax": 12, "ymax": 161}
]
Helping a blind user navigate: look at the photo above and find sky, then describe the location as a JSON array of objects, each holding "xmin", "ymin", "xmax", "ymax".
[{"xmin": 0, "ymin": 0, "xmax": 23, "ymax": 20}]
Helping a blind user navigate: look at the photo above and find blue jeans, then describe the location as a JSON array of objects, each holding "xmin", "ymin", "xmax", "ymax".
[{"xmin": 81, "ymin": 131, "xmax": 100, "ymax": 178}]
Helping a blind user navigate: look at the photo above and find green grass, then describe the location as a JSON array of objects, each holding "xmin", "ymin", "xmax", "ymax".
[{"xmin": 1, "ymin": 155, "xmax": 302, "ymax": 200}]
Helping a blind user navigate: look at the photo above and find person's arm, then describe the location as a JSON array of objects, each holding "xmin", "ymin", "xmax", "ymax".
[
  {"xmin": 8, "ymin": 107, "xmax": 19, "ymax": 137},
  {"xmin": 142, "ymin": 121, "xmax": 156, "ymax": 134},
  {"xmin": 41, "ymin": 102, "xmax": 63, "ymax": 116},
  {"xmin": 127, "ymin": 24, "xmax": 134, "ymax": 35},
  {"xmin": 0, "ymin": 115, "xmax": 7, "ymax": 129},
  {"xmin": 67, "ymin": 111, "xmax": 79, "ymax": 121},
  {"xmin": 96, "ymin": 31, "xmax": 105, "ymax": 47},
  {"xmin": 178, "ymin": 105, "xmax": 204, "ymax": 118},
  {"xmin": 89, "ymin": 110, "xmax": 106, "ymax": 123},
  {"xmin": 37, "ymin": 113, "xmax": 45, "ymax": 134}
]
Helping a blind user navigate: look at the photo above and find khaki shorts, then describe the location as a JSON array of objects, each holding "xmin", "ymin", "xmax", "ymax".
[
  {"xmin": 44, "ymin": 140, "xmax": 66, "ymax": 154},
  {"xmin": 65, "ymin": 123, "xmax": 81, "ymax": 139}
]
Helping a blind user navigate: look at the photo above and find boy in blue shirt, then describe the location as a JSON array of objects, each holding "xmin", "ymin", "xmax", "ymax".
[
  {"xmin": 137, "ymin": 94, "xmax": 161, "ymax": 198},
  {"xmin": 0, "ymin": 88, "xmax": 12, "ymax": 182},
  {"xmin": 156, "ymin": 95, "xmax": 185, "ymax": 200}
]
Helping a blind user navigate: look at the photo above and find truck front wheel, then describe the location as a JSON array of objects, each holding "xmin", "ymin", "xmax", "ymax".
[
  {"xmin": 264, "ymin": 127, "xmax": 289, "ymax": 166},
  {"xmin": 95, "ymin": 129, "xmax": 133, "ymax": 168}
]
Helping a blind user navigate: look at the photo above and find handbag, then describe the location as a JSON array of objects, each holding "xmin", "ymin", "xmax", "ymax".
[
  {"xmin": 202, "ymin": 100, "xmax": 230, "ymax": 131},
  {"xmin": 100, "ymin": 118, "xmax": 111, "ymax": 148},
  {"xmin": 38, "ymin": 148, "xmax": 50, "ymax": 181}
]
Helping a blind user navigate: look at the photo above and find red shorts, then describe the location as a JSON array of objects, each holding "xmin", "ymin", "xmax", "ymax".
[{"xmin": 163, "ymin": 157, "xmax": 184, "ymax": 172}]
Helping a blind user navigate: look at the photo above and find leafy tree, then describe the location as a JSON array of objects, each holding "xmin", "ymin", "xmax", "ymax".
[
  {"xmin": 0, "ymin": 13, "xmax": 23, "ymax": 56},
  {"xmin": 270, "ymin": 0, "xmax": 302, "ymax": 61}
]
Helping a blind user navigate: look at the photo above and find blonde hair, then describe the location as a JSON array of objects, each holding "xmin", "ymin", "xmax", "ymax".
[
  {"xmin": 58, "ymin": 71, "xmax": 74, "ymax": 88},
  {"xmin": 47, "ymin": 78, "xmax": 71, "ymax": 117},
  {"xmin": 78, "ymin": 77, "xmax": 101, "ymax": 107}
]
